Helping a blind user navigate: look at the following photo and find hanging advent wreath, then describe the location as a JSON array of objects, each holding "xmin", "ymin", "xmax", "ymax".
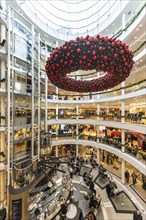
[{"xmin": 45, "ymin": 35, "xmax": 134, "ymax": 93}]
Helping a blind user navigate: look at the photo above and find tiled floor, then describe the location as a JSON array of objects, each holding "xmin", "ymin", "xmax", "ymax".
[
  {"xmin": 72, "ymin": 177, "xmax": 104, "ymax": 219},
  {"xmin": 46, "ymin": 164, "xmax": 146, "ymax": 220},
  {"xmin": 73, "ymin": 166, "xmax": 146, "ymax": 220}
]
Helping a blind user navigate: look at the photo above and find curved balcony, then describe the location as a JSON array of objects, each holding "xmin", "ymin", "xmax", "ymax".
[
  {"xmin": 45, "ymin": 80, "xmax": 146, "ymax": 103},
  {"xmin": 47, "ymin": 118, "xmax": 146, "ymax": 134},
  {"xmin": 51, "ymin": 136, "xmax": 146, "ymax": 175}
]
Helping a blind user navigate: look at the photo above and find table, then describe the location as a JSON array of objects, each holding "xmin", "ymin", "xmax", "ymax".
[{"xmin": 66, "ymin": 203, "xmax": 77, "ymax": 219}]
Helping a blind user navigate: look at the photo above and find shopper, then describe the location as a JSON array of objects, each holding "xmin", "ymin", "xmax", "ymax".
[
  {"xmin": 142, "ymin": 138, "xmax": 146, "ymax": 151},
  {"xmin": 96, "ymin": 194, "xmax": 102, "ymax": 208},
  {"xmin": 125, "ymin": 170, "xmax": 130, "ymax": 183},
  {"xmin": 69, "ymin": 167, "xmax": 73, "ymax": 179},
  {"xmin": 79, "ymin": 211, "xmax": 84, "ymax": 220},
  {"xmin": 132, "ymin": 171, "xmax": 137, "ymax": 185},
  {"xmin": 106, "ymin": 183, "xmax": 112, "ymax": 197},
  {"xmin": 133, "ymin": 210, "xmax": 143, "ymax": 220},
  {"xmin": 61, "ymin": 203, "xmax": 67, "ymax": 219}
]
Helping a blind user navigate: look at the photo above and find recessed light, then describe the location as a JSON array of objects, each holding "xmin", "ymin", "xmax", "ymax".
[
  {"xmin": 112, "ymin": 23, "xmax": 115, "ymax": 26},
  {"xmin": 134, "ymin": 36, "xmax": 137, "ymax": 39},
  {"xmin": 140, "ymin": 59, "xmax": 142, "ymax": 62},
  {"xmin": 139, "ymin": 24, "xmax": 142, "ymax": 27},
  {"xmin": 136, "ymin": 28, "xmax": 139, "ymax": 31}
]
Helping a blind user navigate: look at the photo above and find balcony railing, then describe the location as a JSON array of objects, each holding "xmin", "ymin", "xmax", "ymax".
[
  {"xmin": 46, "ymin": 79, "xmax": 146, "ymax": 101},
  {"xmin": 48, "ymin": 114, "xmax": 146, "ymax": 125},
  {"xmin": 51, "ymin": 134, "xmax": 146, "ymax": 164}
]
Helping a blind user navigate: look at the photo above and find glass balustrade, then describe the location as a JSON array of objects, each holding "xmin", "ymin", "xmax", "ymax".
[
  {"xmin": 47, "ymin": 114, "xmax": 146, "ymax": 125},
  {"xmin": 47, "ymin": 79, "xmax": 146, "ymax": 101},
  {"xmin": 51, "ymin": 134, "xmax": 146, "ymax": 164}
]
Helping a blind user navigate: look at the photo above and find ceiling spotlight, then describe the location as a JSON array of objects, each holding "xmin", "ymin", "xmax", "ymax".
[{"xmin": 134, "ymin": 36, "xmax": 137, "ymax": 39}]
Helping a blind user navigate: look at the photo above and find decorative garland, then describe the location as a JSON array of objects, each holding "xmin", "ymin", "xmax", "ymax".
[
  {"xmin": 46, "ymin": 35, "xmax": 134, "ymax": 93},
  {"xmin": 113, "ymin": 3, "xmax": 146, "ymax": 39}
]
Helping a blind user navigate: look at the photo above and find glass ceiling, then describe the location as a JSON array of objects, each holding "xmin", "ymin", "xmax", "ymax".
[{"xmin": 22, "ymin": 0, "xmax": 126, "ymax": 35}]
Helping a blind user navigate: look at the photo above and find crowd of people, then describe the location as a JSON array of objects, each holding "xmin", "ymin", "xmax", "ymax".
[{"xmin": 30, "ymin": 154, "xmax": 143, "ymax": 220}]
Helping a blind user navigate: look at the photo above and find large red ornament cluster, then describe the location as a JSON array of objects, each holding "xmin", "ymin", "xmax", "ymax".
[{"xmin": 45, "ymin": 35, "xmax": 134, "ymax": 93}]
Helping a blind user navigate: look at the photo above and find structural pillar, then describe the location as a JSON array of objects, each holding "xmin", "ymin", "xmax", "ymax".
[
  {"xmin": 45, "ymin": 44, "xmax": 48, "ymax": 132},
  {"xmin": 122, "ymin": 159, "xmax": 125, "ymax": 184},
  {"xmin": 56, "ymin": 104, "xmax": 58, "ymax": 120},
  {"xmin": 96, "ymin": 148, "xmax": 100, "ymax": 165},
  {"xmin": 0, "ymin": 171, "xmax": 5, "ymax": 201},
  {"xmin": 56, "ymin": 146, "xmax": 58, "ymax": 157},
  {"xmin": 0, "ymin": 24, "xmax": 6, "ymax": 203},
  {"xmin": 56, "ymin": 124, "xmax": 59, "ymax": 141},
  {"xmin": 76, "ymin": 145, "xmax": 78, "ymax": 157},
  {"xmin": 121, "ymin": 81, "xmax": 125, "ymax": 183}
]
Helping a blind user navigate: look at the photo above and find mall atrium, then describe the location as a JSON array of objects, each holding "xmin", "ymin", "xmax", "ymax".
[{"xmin": 0, "ymin": 0, "xmax": 146, "ymax": 220}]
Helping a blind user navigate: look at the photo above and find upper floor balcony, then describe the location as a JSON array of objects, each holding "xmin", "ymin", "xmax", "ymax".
[{"xmin": 51, "ymin": 136, "xmax": 146, "ymax": 175}]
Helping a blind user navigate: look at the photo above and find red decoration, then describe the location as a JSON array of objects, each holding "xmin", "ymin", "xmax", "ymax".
[{"xmin": 46, "ymin": 35, "xmax": 134, "ymax": 93}]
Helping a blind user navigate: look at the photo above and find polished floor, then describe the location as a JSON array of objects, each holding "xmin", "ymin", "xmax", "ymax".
[{"xmin": 44, "ymin": 164, "xmax": 146, "ymax": 220}]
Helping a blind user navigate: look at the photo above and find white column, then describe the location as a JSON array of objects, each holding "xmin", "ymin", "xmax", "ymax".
[
  {"xmin": 0, "ymin": 171, "xmax": 5, "ymax": 201},
  {"xmin": 122, "ymin": 82, "xmax": 125, "ymax": 96},
  {"xmin": 122, "ymin": 13, "xmax": 126, "ymax": 30},
  {"xmin": 97, "ymin": 104, "xmax": 100, "ymax": 121},
  {"xmin": 121, "ymin": 101, "xmax": 125, "ymax": 123},
  {"xmin": 56, "ymin": 146, "xmax": 58, "ymax": 157},
  {"xmin": 96, "ymin": 148, "xmax": 100, "ymax": 164},
  {"xmin": 76, "ymin": 104, "xmax": 78, "ymax": 120},
  {"xmin": 121, "ymin": 101, "xmax": 125, "ymax": 152},
  {"xmin": 76, "ymin": 145, "xmax": 78, "ymax": 157},
  {"xmin": 55, "ymin": 41, "xmax": 58, "ymax": 48},
  {"xmin": 76, "ymin": 95, "xmax": 79, "ymax": 140},
  {"xmin": 45, "ymin": 44, "xmax": 48, "ymax": 132},
  {"xmin": 1, "ymin": 60, "xmax": 6, "ymax": 154},
  {"xmin": 0, "ymin": 61, "xmax": 6, "ymax": 203},
  {"xmin": 7, "ymin": 7, "xmax": 11, "ymax": 186},
  {"xmin": 56, "ymin": 124, "xmax": 58, "ymax": 141},
  {"xmin": 31, "ymin": 25, "xmax": 35, "ymax": 158},
  {"xmin": 121, "ymin": 12, "xmax": 126, "ymax": 185},
  {"xmin": 122, "ymin": 159, "xmax": 125, "ymax": 184},
  {"xmin": 122, "ymin": 129, "xmax": 125, "ymax": 152},
  {"xmin": 56, "ymin": 104, "xmax": 58, "ymax": 120},
  {"xmin": 1, "ymin": 23, "xmax": 6, "ymax": 47},
  {"xmin": 56, "ymin": 87, "xmax": 58, "ymax": 99},
  {"xmin": 96, "ymin": 125, "xmax": 99, "ymax": 142},
  {"xmin": 6, "ymin": 8, "xmax": 11, "ymax": 219},
  {"xmin": 96, "ymin": 72, "xmax": 100, "ymax": 120},
  {"xmin": 0, "ymin": 41, "xmax": 5, "ymax": 200},
  {"xmin": 0, "ymin": 1, "xmax": 6, "ymax": 10},
  {"xmin": 37, "ymin": 33, "xmax": 41, "ymax": 160},
  {"xmin": 0, "ymin": 16, "xmax": 6, "ymax": 163},
  {"xmin": 76, "ymin": 124, "xmax": 79, "ymax": 140}
]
